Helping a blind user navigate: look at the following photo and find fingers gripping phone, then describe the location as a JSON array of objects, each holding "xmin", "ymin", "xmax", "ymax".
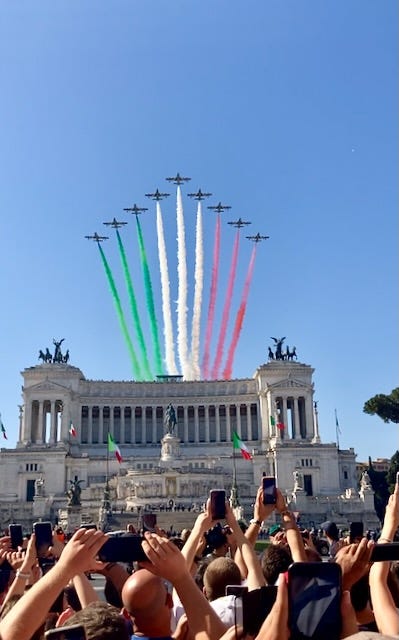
[
  {"xmin": 210, "ymin": 490, "xmax": 226, "ymax": 520},
  {"xmin": 288, "ymin": 562, "xmax": 342, "ymax": 640},
  {"xmin": 9, "ymin": 524, "xmax": 23, "ymax": 550},
  {"xmin": 262, "ymin": 476, "xmax": 277, "ymax": 505},
  {"xmin": 33, "ymin": 521, "xmax": 53, "ymax": 562}
]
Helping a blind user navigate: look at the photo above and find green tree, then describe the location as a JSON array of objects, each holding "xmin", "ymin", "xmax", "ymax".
[
  {"xmin": 386, "ymin": 450, "xmax": 399, "ymax": 492},
  {"xmin": 367, "ymin": 457, "xmax": 390, "ymax": 523},
  {"xmin": 363, "ymin": 388, "xmax": 399, "ymax": 423}
]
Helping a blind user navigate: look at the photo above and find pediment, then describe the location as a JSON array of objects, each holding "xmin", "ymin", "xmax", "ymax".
[
  {"xmin": 25, "ymin": 380, "xmax": 71, "ymax": 393},
  {"xmin": 268, "ymin": 378, "xmax": 310, "ymax": 390}
]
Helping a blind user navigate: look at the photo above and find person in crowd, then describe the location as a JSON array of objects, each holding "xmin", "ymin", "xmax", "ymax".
[
  {"xmin": 320, "ymin": 520, "xmax": 342, "ymax": 558},
  {"xmin": 122, "ymin": 568, "xmax": 174, "ymax": 640}
]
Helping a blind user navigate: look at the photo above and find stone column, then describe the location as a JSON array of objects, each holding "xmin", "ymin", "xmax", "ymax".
[
  {"xmin": 141, "ymin": 406, "xmax": 146, "ymax": 444},
  {"xmin": 120, "ymin": 407, "xmax": 125, "ymax": 444},
  {"xmin": 99, "ymin": 406, "xmax": 104, "ymax": 444},
  {"xmin": 294, "ymin": 399, "xmax": 301, "ymax": 440},
  {"xmin": 110, "ymin": 406, "xmax": 114, "ymax": 437},
  {"xmin": 22, "ymin": 402, "xmax": 31, "ymax": 442},
  {"xmin": 88, "ymin": 406, "xmax": 93, "ymax": 444},
  {"xmin": 132, "ymin": 408, "xmax": 136, "ymax": 444},
  {"xmin": 305, "ymin": 398, "xmax": 313, "ymax": 439},
  {"xmin": 37, "ymin": 402, "xmax": 44, "ymax": 444},
  {"xmin": 152, "ymin": 406, "xmax": 157, "ymax": 443},
  {"xmin": 281, "ymin": 398, "xmax": 288, "ymax": 437},
  {"xmin": 246, "ymin": 404, "xmax": 252, "ymax": 441},
  {"xmin": 236, "ymin": 404, "xmax": 241, "ymax": 437},
  {"xmin": 50, "ymin": 401, "xmax": 57, "ymax": 444},
  {"xmin": 183, "ymin": 407, "xmax": 188, "ymax": 443},
  {"xmin": 215, "ymin": 404, "xmax": 221, "ymax": 442},
  {"xmin": 194, "ymin": 406, "xmax": 199, "ymax": 443},
  {"xmin": 226, "ymin": 405, "xmax": 231, "ymax": 442},
  {"xmin": 205, "ymin": 406, "xmax": 210, "ymax": 442}
]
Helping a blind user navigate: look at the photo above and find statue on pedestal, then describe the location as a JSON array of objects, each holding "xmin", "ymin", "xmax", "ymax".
[
  {"xmin": 67, "ymin": 477, "xmax": 82, "ymax": 506},
  {"xmin": 164, "ymin": 404, "xmax": 177, "ymax": 435},
  {"xmin": 35, "ymin": 476, "xmax": 45, "ymax": 497},
  {"xmin": 293, "ymin": 470, "xmax": 303, "ymax": 491}
]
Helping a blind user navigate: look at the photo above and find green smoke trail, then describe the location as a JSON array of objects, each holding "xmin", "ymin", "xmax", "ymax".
[
  {"xmin": 116, "ymin": 229, "xmax": 153, "ymax": 380},
  {"xmin": 135, "ymin": 217, "xmax": 164, "ymax": 375},
  {"xmin": 97, "ymin": 243, "xmax": 143, "ymax": 380}
]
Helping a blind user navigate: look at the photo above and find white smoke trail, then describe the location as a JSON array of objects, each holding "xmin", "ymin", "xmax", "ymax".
[
  {"xmin": 189, "ymin": 200, "xmax": 204, "ymax": 379},
  {"xmin": 176, "ymin": 185, "xmax": 190, "ymax": 378},
  {"xmin": 156, "ymin": 201, "xmax": 178, "ymax": 374}
]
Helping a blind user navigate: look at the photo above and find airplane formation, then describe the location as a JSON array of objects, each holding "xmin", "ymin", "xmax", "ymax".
[{"xmin": 86, "ymin": 173, "xmax": 269, "ymax": 242}]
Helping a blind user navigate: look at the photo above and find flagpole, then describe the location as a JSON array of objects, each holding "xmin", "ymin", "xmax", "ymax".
[{"xmin": 230, "ymin": 433, "xmax": 239, "ymax": 508}]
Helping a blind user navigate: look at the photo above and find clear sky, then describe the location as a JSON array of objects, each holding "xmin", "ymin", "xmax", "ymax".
[{"xmin": 0, "ymin": 1, "xmax": 397, "ymax": 462}]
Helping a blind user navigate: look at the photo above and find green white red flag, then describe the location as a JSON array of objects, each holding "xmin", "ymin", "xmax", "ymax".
[
  {"xmin": 232, "ymin": 431, "xmax": 252, "ymax": 460},
  {"xmin": 108, "ymin": 432, "xmax": 122, "ymax": 463},
  {"xmin": 0, "ymin": 414, "xmax": 7, "ymax": 440},
  {"xmin": 69, "ymin": 421, "xmax": 77, "ymax": 437}
]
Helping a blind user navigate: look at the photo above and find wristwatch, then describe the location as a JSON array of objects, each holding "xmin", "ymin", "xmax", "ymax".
[{"xmin": 249, "ymin": 518, "xmax": 262, "ymax": 527}]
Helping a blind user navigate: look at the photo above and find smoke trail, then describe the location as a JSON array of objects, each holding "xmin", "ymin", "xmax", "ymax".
[
  {"xmin": 156, "ymin": 201, "xmax": 178, "ymax": 374},
  {"xmin": 202, "ymin": 214, "xmax": 221, "ymax": 378},
  {"xmin": 222, "ymin": 245, "xmax": 257, "ymax": 380},
  {"xmin": 189, "ymin": 200, "xmax": 204, "ymax": 380},
  {"xmin": 115, "ymin": 229, "xmax": 152, "ymax": 380},
  {"xmin": 97, "ymin": 243, "xmax": 143, "ymax": 380},
  {"xmin": 135, "ymin": 217, "xmax": 164, "ymax": 375},
  {"xmin": 211, "ymin": 230, "xmax": 240, "ymax": 379},
  {"xmin": 176, "ymin": 185, "xmax": 190, "ymax": 378}
]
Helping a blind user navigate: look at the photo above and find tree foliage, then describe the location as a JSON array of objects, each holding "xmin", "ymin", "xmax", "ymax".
[
  {"xmin": 386, "ymin": 450, "xmax": 399, "ymax": 492},
  {"xmin": 363, "ymin": 387, "xmax": 399, "ymax": 424},
  {"xmin": 367, "ymin": 457, "xmax": 390, "ymax": 523}
]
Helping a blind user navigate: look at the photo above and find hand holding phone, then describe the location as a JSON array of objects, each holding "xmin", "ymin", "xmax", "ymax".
[
  {"xmin": 210, "ymin": 490, "xmax": 226, "ymax": 520},
  {"xmin": 9, "ymin": 524, "xmax": 23, "ymax": 550},
  {"xmin": 262, "ymin": 477, "xmax": 277, "ymax": 505},
  {"xmin": 33, "ymin": 521, "xmax": 53, "ymax": 561}
]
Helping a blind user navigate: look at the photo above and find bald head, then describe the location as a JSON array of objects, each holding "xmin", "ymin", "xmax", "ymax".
[{"xmin": 122, "ymin": 569, "xmax": 172, "ymax": 636}]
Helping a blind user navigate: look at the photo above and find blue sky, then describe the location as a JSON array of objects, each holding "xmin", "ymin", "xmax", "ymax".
[{"xmin": 0, "ymin": 1, "xmax": 397, "ymax": 462}]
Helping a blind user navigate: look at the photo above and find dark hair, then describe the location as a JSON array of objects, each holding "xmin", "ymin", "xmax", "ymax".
[
  {"xmin": 64, "ymin": 585, "xmax": 82, "ymax": 611},
  {"xmin": 261, "ymin": 545, "xmax": 292, "ymax": 585}
]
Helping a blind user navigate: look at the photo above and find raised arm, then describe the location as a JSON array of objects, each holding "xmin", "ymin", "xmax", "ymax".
[
  {"xmin": 181, "ymin": 501, "xmax": 213, "ymax": 571},
  {"xmin": 0, "ymin": 528, "xmax": 107, "ymax": 640},
  {"xmin": 369, "ymin": 481, "xmax": 399, "ymax": 636},
  {"xmin": 225, "ymin": 501, "xmax": 265, "ymax": 590},
  {"xmin": 142, "ymin": 532, "xmax": 227, "ymax": 640},
  {"xmin": 275, "ymin": 489, "xmax": 306, "ymax": 562}
]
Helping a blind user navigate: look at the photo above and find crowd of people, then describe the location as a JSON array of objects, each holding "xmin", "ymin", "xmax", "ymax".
[{"xmin": 0, "ymin": 479, "xmax": 398, "ymax": 640}]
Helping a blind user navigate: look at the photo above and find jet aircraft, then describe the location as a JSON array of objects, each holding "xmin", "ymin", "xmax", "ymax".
[
  {"xmin": 123, "ymin": 204, "xmax": 148, "ymax": 216},
  {"xmin": 85, "ymin": 233, "xmax": 109, "ymax": 242},
  {"xmin": 246, "ymin": 232, "xmax": 270, "ymax": 243},
  {"xmin": 145, "ymin": 189, "xmax": 170, "ymax": 201},
  {"xmin": 187, "ymin": 188, "xmax": 212, "ymax": 200},
  {"xmin": 227, "ymin": 218, "xmax": 251, "ymax": 228},
  {"xmin": 103, "ymin": 218, "xmax": 128, "ymax": 229},
  {"xmin": 165, "ymin": 173, "xmax": 191, "ymax": 185},
  {"xmin": 207, "ymin": 202, "xmax": 231, "ymax": 213}
]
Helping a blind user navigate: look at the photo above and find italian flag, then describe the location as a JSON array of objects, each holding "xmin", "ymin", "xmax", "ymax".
[
  {"xmin": 232, "ymin": 431, "xmax": 252, "ymax": 460},
  {"xmin": 0, "ymin": 414, "xmax": 7, "ymax": 440},
  {"xmin": 108, "ymin": 432, "xmax": 122, "ymax": 463},
  {"xmin": 69, "ymin": 421, "xmax": 77, "ymax": 437}
]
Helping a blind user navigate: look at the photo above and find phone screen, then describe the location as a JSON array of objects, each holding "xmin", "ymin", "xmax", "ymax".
[
  {"xmin": 210, "ymin": 490, "xmax": 226, "ymax": 520},
  {"xmin": 9, "ymin": 524, "xmax": 23, "ymax": 550},
  {"xmin": 242, "ymin": 586, "xmax": 278, "ymax": 635},
  {"xmin": 262, "ymin": 477, "xmax": 277, "ymax": 505},
  {"xmin": 225, "ymin": 584, "xmax": 248, "ymax": 597},
  {"xmin": 142, "ymin": 514, "xmax": 157, "ymax": 532},
  {"xmin": 288, "ymin": 562, "xmax": 342, "ymax": 640},
  {"xmin": 349, "ymin": 522, "xmax": 364, "ymax": 543},
  {"xmin": 98, "ymin": 535, "xmax": 147, "ymax": 563},
  {"xmin": 33, "ymin": 521, "xmax": 53, "ymax": 560}
]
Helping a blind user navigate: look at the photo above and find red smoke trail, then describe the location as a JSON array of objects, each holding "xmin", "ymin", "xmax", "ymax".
[
  {"xmin": 222, "ymin": 245, "xmax": 256, "ymax": 380},
  {"xmin": 202, "ymin": 214, "xmax": 221, "ymax": 378},
  {"xmin": 211, "ymin": 231, "xmax": 240, "ymax": 379}
]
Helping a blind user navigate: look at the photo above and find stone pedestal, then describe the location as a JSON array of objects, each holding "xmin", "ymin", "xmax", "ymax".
[
  {"xmin": 32, "ymin": 496, "xmax": 48, "ymax": 520},
  {"xmin": 160, "ymin": 434, "xmax": 181, "ymax": 467},
  {"xmin": 65, "ymin": 506, "xmax": 82, "ymax": 533}
]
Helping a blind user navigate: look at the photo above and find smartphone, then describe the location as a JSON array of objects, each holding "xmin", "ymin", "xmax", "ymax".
[
  {"xmin": 225, "ymin": 584, "xmax": 248, "ymax": 597},
  {"xmin": 98, "ymin": 535, "xmax": 147, "ymax": 563},
  {"xmin": 288, "ymin": 562, "xmax": 342, "ymax": 640},
  {"xmin": 33, "ymin": 521, "xmax": 53, "ymax": 559},
  {"xmin": 9, "ymin": 524, "xmax": 23, "ymax": 550},
  {"xmin": 242, "ymin": 585, "xmax": 278, "ymax": 636},
  {"xmin": 349, "ymin": 522, "xmax": 364, "ymax": 544},
  {"xmin": 262, "ymin": 476, "xmax": 277, "ymax": 505},
  {"xmin": 371, "ymin": 543, "xmax": 399, "ymax": 562},
  {"xmin": 45, "ymin": 624, "xmax": 86, "ymax": 639},
  {"xmin": 210, "ymin": 490, "xmax": 226, "ymax": 520},
  {"xmin": 142, "ymin": 513, "xmax": 157, "ymax": 532},
  {"xmin": 80, "ymin": 524, "xmax": 97, "ymax": 530}
]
